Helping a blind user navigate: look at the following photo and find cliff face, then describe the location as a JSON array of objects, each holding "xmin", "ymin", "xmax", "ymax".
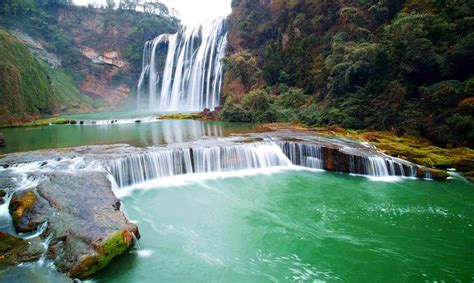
[
  {"xmin": 224, "ymin": 0, "xmax": 474, "ymax": 147},
  {"xmin": 0, "ymin": 29, "xmax": 58, "ymax": 125},
  {"xmin": 53, "ymin": 6, "xmax": 179, "ymax": 108},
  {"xmin": 0, "ymin": 4, "xmax": 179, "ymax": 117}
]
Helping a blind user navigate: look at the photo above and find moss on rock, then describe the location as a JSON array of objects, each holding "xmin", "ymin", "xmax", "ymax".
[
  {"xmin": 75, "ymin": 230, "xmax": 133, "ymax": 279},
  {"xmin": 0, "ymin": 232, "xmax": 29, "ymax": 268}
]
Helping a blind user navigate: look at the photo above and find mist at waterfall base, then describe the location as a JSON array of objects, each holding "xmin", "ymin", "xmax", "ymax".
[{"xmin": 137, "ymin": 18, "xmax": 227, "ymax": 112}]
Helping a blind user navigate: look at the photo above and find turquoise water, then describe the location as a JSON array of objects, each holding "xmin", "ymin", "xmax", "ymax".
[
  {"xmin": 0, "ymin": 118, "xmax": 473, "ymax": 282},
  {"xmin": 0, "ymin": 120, "xmax": 254, "ymax": 154},
  {"xmin": 56, "ymin": 111, "xmax": 162, "ymax": 120},
  {"xmin": 94, "ymin": 170, "xmax": 474, "ymax": 282}
]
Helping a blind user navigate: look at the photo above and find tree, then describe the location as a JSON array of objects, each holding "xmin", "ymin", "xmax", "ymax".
[{"xmin": 106, "ymin": 0, "xmax": 115, "ymax": 10}]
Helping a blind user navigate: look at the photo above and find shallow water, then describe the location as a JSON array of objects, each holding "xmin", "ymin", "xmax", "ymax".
[
  {"xmin": 0, "ymin": 119, "xmax": 254, "ymax": 154},
  {"xmin": 94, "ymin": 170, "xmax": 474, "ymax": 282}
]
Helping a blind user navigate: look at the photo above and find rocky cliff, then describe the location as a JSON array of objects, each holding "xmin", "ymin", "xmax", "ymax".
[
  {"xmin": 52, "ymin": 6, "xmax": 178, "ymax": 108},
  {"xmin": 0, "ymin": 4, "xmax": 179, "ymax": 121}
]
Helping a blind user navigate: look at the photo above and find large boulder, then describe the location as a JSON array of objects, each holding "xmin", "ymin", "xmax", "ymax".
[{"xmin": 31, "ymin": 172, "xmax": 139, "ymax": 279}]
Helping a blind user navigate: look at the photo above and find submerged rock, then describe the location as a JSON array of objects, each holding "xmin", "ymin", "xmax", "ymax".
[
  {"xmin": 416, "ymin": 167, "xmax": 450, "ymax": 181},
  {"xmin": 0, "ymin": 133, "xmax": 4, "ymax": 146},
  {"xmin": 31, "ymin": 172, "xmax": 139, "ymax": 279},
  {"xmin": 0, "ymin": 232, "xmax": 42, "ymax": 268}
]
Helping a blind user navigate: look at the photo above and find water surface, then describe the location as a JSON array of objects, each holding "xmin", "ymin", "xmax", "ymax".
[
  {"xmin": 95, "ymin": 170, "xmax": 474, "ymax": 282},
  {"xmin": 0, "ymin": 119, "xmax": 254, "ymax": 155}
]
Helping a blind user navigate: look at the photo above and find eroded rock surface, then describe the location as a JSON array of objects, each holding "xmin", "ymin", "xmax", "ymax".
[{"xmin": 24, "ymin": 172, "xmax": 139, "ymax": 279}]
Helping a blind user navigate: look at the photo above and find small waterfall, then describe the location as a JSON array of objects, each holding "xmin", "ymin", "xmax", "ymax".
[
  {"xmin": 137, "ymin": 18, "xmax": 228, "ymax": 111},
  {"xmin": 278, "ymin": 141, "xmax": 417, "ymax": 177},
  {"xmin": 367, "ymin": 157, "xmax": 390, "ymax": 177},
  {"xmin": 108, "ymin": 143, "xmax": 292, "ymax": 187},
  {"xmin": 278, "ymin": 142, "xmax": 324, "ymax": 169}
]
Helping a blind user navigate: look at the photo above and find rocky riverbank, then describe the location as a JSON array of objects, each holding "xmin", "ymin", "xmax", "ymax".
[{"xmin": 0, "ymin": 158, "xmax": 139, "ymax": 279}]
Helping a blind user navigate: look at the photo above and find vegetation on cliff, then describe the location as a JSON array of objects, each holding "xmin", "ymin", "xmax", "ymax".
[
  {"xmin": 223, "ymin": 0, "xmax": 474, "ymax": 148},
  {"xmin": 0, "ymin": 0, "xmax": 179, "ymax": 119},
  {"xmin": 0, "ymin": 29, "xmax": 58, "ymax": 125}
]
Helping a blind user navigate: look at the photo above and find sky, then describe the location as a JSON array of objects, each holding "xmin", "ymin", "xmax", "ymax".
[{"xmin": 73, "ymin": 0, "xmax": 231, "ymax": 26}]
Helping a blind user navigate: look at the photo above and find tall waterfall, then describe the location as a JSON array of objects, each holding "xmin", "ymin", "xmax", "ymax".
[{"xmin": 137, "ymin": 18, "xmax": 228, "ymax": 111}]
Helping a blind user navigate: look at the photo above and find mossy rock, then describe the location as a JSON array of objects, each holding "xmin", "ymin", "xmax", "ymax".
[
  {"xmin": 71, "ymin": 230, "xmax": 134, "ymax": 279},
  {"xmin": 159, "ymin": 113, "xmax": 201, "ymax": 120},
  {"xmin": 453, "ymin": 156, "xmax": 474, "ymax": 172},
  {"xmin": 0, "ymin": 232, "xmax": 37, "ymax": 268},
  {"xmin": 430, "ymin": 169, "xmax": 450, "ymax": 181},
  {"xmin": 9, "ymin": 190, "xmax": 50, "ymax": 233},
  {"xmin": 463, "ymin": 171, "xmax": 474, "ymax": 183},
  {"xmin": 0, "ymin": 189, "xmax": 6, "ymax": 198}
]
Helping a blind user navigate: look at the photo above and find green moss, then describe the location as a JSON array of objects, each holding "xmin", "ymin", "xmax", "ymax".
[
  {"xmin": 0, "ymin": 118, "xmax": 77, "ymax": 128},
  {"xmin": 159, "ymin": 113, "xmax": 201, "ymax": 120},
  {"xmin": 0, "ymin": 232, "xmax": 28, "ymax": 268},
  {"xmin": 78, "ymin": 230, "xmax": 132, "ymax": 278},
  {"xmin": 0, "ymin": 29, "xmax": 58, "ymax": 126}
]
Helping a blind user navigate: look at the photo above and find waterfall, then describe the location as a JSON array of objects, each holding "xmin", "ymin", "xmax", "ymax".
[
  {"xmin": 137, "ymin": 18, "xmax": 228, "ymax": 111},
  {"xmin": 109, "ymin": 140, "xmax": 421, "ymax": 188},
  {"xmin": 278, "ymin": 141, "xmax": 417, "ymax": 177},
  {"xmin": 108, "ymin": 143, "xmax": 292, "ymax": 187},
  {"xmin": 278, "ymin": 142, "xmax": 324, "ymax": 169}
]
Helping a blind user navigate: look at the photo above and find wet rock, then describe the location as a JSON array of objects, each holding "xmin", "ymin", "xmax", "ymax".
[
  {"xmin": 9, "ymin": 190, "xmax": 51, "ymax": 233},
  {"xmin": 0, "ymin": 133, "xmax": 4, "ymax": 146},
  {"xmin": 34, "ymin": 172, "xmax": 139, "ymax": 279},
  {"xmin": 0, "ymin": 189, "xmax": 6, "ymax": 205},
  {"xmin": 453, "ymin": 156, "xmax": 474, "ymax": 172},
  {"xmin": 416, "ymin": 167, "xmax": 449, "ymax": 181},
  {"xmin": 134, "ymin": 120, "xmax": 141, "ymax": 123},
  {"xmin": 0, "ymin": 232, "xmax": 42, "ymax": 267},
  {"xmin": 430, "ymin": 169, "xmax": 450, "ymax": 181}
]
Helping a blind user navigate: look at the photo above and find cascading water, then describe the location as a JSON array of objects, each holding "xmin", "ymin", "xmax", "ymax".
[
  {"xmin": 278, "ymin": 141, "xmax": 417, "ymax": 177},
  {"xmin": 278, "ymin": 142, "xmax": 324, "ymax": 169},
  {"xmin": 137, "ymin": 18, "xmax": 228, "ymax": 111},
  {"xmin": 108, "ymin": 142, "xmax": 292, "ymax": 188}
]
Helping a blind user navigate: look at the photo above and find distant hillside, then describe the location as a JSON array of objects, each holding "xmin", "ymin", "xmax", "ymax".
[
  {"xmin": 0, "ymin": 29, "xmax": 58, "ymax": 125},
  {"xmin": 0, "ymin": 1, "xmax": 179, "ymax": 115},
  {"xmin": 223, "ymin": 0, "xmax": 474, "ymax": 147}
]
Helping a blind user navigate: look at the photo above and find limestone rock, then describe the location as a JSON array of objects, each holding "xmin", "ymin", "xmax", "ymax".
[{"xmin": 34, "ymin": 172, "xmax": 139, "ymax": 279}]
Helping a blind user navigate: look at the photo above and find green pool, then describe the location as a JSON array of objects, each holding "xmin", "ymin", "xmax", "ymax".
[{"xmin": 93, "ymin": 169, "xmax": 473, "ymax": 282}]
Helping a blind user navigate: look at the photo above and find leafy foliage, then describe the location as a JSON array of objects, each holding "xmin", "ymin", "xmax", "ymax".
[
  {"xmin": 225, "ymin": 0, "xmax": 474, "ymax": 147},
  {"xmin": 0, "ymin": 29, "xmax": 57, "ymax": 125}
]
